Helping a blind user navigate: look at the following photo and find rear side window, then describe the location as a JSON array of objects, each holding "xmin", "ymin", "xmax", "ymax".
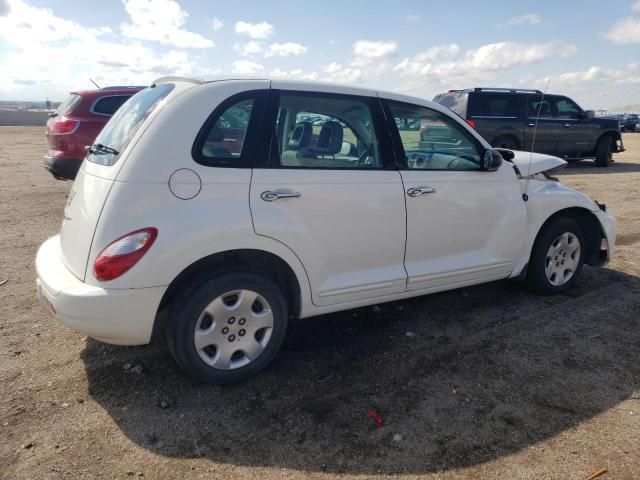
[
  {"xmin": 469, "ymin": 93, "xmax": 520, "ymax": 118},
  {"xmin": 88, "ymin": 84, "xmax": 174, "ymax": 166},
  {"xmin": 273, "ymin": 92, "xmax": 382, "ymax": 169},
  {"xmin": 92, "ymin": 95, "xmax": 132, "ymax": 116},
  {"xmin": 55, "ymin": 94, "xmax": 81, "ymax": 115}
]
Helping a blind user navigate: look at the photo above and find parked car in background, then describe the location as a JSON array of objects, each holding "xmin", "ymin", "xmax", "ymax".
[
  {"xmin": 44, "ymin": 86, "xmax": 144, "ymax": 180},
  {"xmin": 36, "ymin": 78, "xmax": 615, "ymax": 384},
  {"xmin": 433, "ymin": 88, "xmax": 624, "ymax": 167},
  {"xmin": 620, "ymin": 114, "xmax": 640, "ymax": 132}
]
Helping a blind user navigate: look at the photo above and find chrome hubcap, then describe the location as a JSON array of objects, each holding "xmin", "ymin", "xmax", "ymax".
[
  {"xmin": 194, "ymin": 289, "xmax": 273, "ymax": 370},
  {"xmin": 544, "ymin": 232, "xmax": 581, "ymax": 286}
]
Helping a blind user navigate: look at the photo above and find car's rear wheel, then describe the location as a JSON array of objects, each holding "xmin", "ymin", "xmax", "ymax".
[
  {"xmin": 528, "ymin": 217, "xmax": 585, "ymax": 295},
  {"xmin": 491, "ymin": 135, "xmax": 520, "ymax": 150},
  {"xmin": 167, "ymin": 271, "xmax": 288, "ymax": 384},
  {"xmin": 595, "ymin": 135, "xmax": 613, "ymax": 167}
]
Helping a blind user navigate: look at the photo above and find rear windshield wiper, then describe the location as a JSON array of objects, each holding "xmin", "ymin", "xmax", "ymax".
[{"xmin": 87, "ymin": 143, "xmax": 120, "ymax": 155}]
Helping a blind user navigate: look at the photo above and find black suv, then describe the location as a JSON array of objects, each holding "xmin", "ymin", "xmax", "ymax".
[{"xmin": 433, "ymin": 88, "xmax": 624, "ymax": 167}]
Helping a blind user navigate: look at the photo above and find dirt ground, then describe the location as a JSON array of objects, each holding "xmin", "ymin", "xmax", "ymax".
[{"xmin": 1, "ymin": 127, "xmax": 639, "ymax": 480}]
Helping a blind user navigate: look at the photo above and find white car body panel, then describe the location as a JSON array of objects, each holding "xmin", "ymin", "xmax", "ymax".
[
  {"xmin": 35, "ymin": 78, "xmax": 617, "ymax": 346},
  {"xmin": 250, "ymin": 169, "xmax": 407, "ymax": 306},
  {"xmin": 400, "ymin": 163, "xmax": 526, "ymax": 291},
  {"xmin": 511, "ymin": 151, "xmax": 567, "ymax": 176}
]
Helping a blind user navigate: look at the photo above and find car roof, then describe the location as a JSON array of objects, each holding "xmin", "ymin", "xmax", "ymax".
[
  {"xmin": 151, "ymin": 75, "xmax": 447, "ymax": 112},
  {"xmin": 69, "ymin": 86, "xmax": 144, "ymax": 97}
]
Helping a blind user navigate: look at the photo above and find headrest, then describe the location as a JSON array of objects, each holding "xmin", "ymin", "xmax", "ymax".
[
  {"xmin": 208, "ymin": 125, "xmax": 224, "ymax": 142},
  {"xmin": 288, "ymin": 121, "xmax": 312, "ymax": 150},
  {"xmin": 316, "ymin": 121, "xmax": 343, "ymax": 155}
]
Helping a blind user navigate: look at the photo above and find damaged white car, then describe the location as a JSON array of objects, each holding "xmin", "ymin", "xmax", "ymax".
[{"xmin": 36, "ymin": 78, "xmax": 616, "ymax": 384}]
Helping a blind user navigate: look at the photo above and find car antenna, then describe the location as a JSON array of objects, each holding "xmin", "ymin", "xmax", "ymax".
[
  {"xmin": 89, "ymin": 78, "xmax": 102, "ymax": 89},
  {"xmin": 523, "ymin": 78, "xmax": 550, "ymax": 202}
]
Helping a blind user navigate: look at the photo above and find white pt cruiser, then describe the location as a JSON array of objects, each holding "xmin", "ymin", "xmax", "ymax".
[{"xmin": 36, "ymin": 78, "xmax": 616, "ymax": 384}]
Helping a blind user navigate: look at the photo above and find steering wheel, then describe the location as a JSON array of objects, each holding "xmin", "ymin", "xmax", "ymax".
[{"xmin": 445, "ymin": 154, "xmax": 478, "ymax": 169}]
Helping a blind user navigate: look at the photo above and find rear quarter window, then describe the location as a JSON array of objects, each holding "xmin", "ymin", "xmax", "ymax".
[{"xmin": 91, "ymin": 95, "xmax": 132, "ymax": 116}]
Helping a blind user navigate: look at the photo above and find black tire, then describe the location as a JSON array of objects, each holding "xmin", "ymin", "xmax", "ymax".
[
  {"xmin": 527, "ymin": 217, "xmax": 585, "ymax": 295},
  {"xmin": 166, "ymin": 271, "xmax": 288, "ymax": 384},
  {"xmin": 595, "ymin": 135, "xmax": 613, "ymax": 167},
  {"xmin": 491, "ymin": 135, "xmax": 520, "ymax": 150}
]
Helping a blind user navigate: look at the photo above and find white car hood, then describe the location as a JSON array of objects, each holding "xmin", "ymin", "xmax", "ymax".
[{"xmin": 510, "ymin": 151, "xmax": 567, "ymax": 176}]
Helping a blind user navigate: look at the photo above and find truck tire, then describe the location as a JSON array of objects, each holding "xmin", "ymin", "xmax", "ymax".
[
  {"xmin": 595, "ymin": 135, "xmax": 613, "ymax": 167},
  {"xmin": 491, "ymin": 135, "xmax": 520, "ymax": 150}
]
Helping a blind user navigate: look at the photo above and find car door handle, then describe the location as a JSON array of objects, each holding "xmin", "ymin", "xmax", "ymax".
[
  {"xmin": 563, "ymin": 124, "xmax": 572, "ymax": 128},
  {"xmin": 260, "ymin": 190, "xmax": 302, "ymax": 202},
  {"xmin": 407, "ymin": 187, "xmax": 436, "ymax": 197},
  {"xmin": 528, "ymin": 123, "xmax": 536, "ymax": 127}
]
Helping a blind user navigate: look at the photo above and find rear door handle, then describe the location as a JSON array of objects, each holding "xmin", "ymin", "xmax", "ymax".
[
  {"xmin": 261, "ymin": 190, "xmax": 302, "ymax": 202},
  {"xmin": 407, "ymin": 187, "xmax": 436, "ymax": 197},
  {"xmin": 528, "ymin": 123, "xmax": 536, "ymax": 127},
  {"xmin": 563, "ymin": 124, "xmax": 572, "ymax": 128}
]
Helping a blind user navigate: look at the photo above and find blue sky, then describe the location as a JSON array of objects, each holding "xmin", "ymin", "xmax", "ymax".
[{"xmin": 1, "ymin": 0, "xmax": 639, "ymax": 109}]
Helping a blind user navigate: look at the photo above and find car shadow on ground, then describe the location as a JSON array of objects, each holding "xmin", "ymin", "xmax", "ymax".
[
  {"xmin": 82, "ymin": 266, "xmax": 640, "ymax": 475},
  {"xmin": 559, "ymin": 160, "xmax": 640, "ymax": 175}
]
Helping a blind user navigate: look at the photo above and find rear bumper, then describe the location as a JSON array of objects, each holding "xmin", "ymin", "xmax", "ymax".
[
  {"xmin": 36, "ymin": 235, "xmax": 165, "ymax": 345},
  {"xmin": 43, "ymin": 156, "xmax": 82, "ymax": 180}
]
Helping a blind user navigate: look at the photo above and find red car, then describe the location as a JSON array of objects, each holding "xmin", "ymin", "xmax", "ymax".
[{"xmin": 44, "ymin": 86, "xmax": 144, "ymax": 180}]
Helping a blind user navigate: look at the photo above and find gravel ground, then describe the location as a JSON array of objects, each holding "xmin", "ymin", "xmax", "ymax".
[{"xmin": 1, "ymin": 127, "xmax": 639, "ymax": 480}]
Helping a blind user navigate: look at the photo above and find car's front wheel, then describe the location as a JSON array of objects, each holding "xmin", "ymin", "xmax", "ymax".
[
  {"xmin": 528, "ymin": 217, "xmax": 585, "ymax": 295},
  {"xmin": 167, "ymin": 271, "xmax": 288, "ymax": 384}
]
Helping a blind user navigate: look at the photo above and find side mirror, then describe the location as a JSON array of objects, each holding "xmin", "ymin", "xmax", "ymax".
[
  {"xmin": 583, "ymin": 110, "xmax": 595, "ymax": 120},
  {"xmin": 494, "ymin": 147, "xmax": 515, "ymax": 161},
  {"xmin": 483, "ymin": 149, "xmax": 503, "ymax": 171}
]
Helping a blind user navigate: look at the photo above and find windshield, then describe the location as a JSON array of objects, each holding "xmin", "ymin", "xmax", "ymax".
[{"xmin": 87, "ymin": 83, "xmax": 174, "ymax": 166}]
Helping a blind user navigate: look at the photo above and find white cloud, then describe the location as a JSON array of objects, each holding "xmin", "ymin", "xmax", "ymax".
[
  {"xmin": 234, "ymin": 20, "xmax": 274, "ymax": 39},
  {"xmin": 322, "ymin": 40, "xmax": 398, "ymax": 84},
  {"xmin": 503, "ymin": 14, "xmax": 541, "ymax": 26},
  {"xmin": 0, "ymin": 0, "xmax": 10, "ymax": 16},
  {"xmin": 522, "ymin": 64, "xmax": 640, "ymax": 109},
  {"xmin": 396, "ymin": 41, "xmax": 576, "ymax": 79},
  {"xmin": 324, "ymin": 62, "xmax": 365, "ymax": 84},
  {"xmin": 352, "ymin": 40, "xmax": 397, "ymax": 60},
  {"xmin": 404, "ymin": 14, "xmax": 421, "ymax": 22},
  {"xmin": 265, "ymin": 42, "xmax": 307, "ymax": 57},
  {"xmin": 604, "ymin": 17, "xmax": 640, "ymax": 44},
  {"xmin": 232, "ymin": 60, "xmax": 265, "ymax": 75},
  {"xmin": 0, "ymin": 0, "xmax": 199, "ymax": 100},
  {"xmin": 394, "ymin": 41, "xmax": 577, "ymax": 99},
  {"xmin": 120, "ymin": 0, "xmax": 213, "ymax": 48},
  {"xmin": 270, "ymin": 68, "xmax": 319, "ymax": 81},
  {"xmin": 211, "ymin": 16, "xmax": 223, "ymax": 30},
  {"xmin": 236, "ymin": 40, "xmax": 263, "ymax": 56},
  {"xmin": 633, "ymin": 0, "xmax": 640, "ymax": 13}
]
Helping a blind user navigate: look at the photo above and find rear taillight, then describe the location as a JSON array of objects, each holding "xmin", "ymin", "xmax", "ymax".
[
  {"xmin": 93, "ymin": 228, "xmax": 157, "ymax": 281},
  {"xmin": 466, "ymin": 119, "xmax": 476, "ymax": 129},
  {"xmin": 49, "ymin": 116, "xmax": 79, "ymax": 135}
]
